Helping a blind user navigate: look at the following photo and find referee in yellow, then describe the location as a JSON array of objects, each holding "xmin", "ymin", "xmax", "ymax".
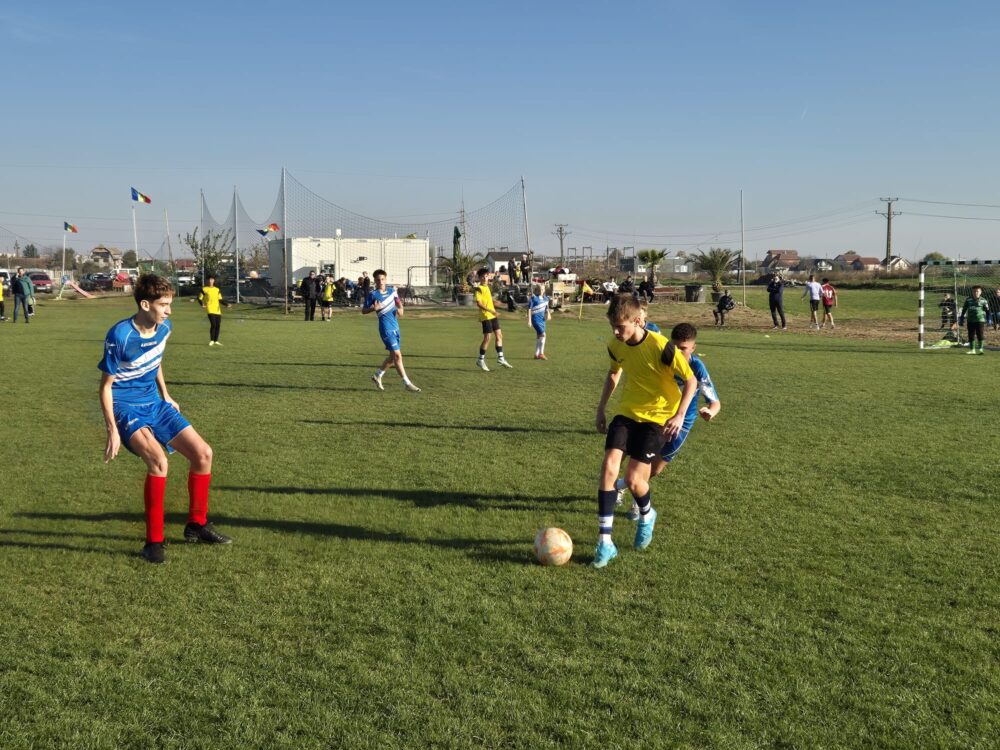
[{"xmin": 198, "ymin": 275, "xmax": 229, "ymax": 346}]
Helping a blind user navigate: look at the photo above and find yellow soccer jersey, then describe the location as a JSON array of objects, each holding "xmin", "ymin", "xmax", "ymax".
[
  {"xmin": 199, "ymin": 286, "xmax": 223, "ymax": 315},
  {"xmin": 475, "ymin": 283, "xmax": 497, "ymax": 321},
  {"xmin": 607, "ymin": 329, "xmax": 694, "ymax": 425}
]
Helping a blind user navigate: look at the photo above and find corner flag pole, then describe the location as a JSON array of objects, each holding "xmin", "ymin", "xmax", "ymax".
[{"xmin": 132, "ymin": 203, "xmax": 139, "ymax": 260}]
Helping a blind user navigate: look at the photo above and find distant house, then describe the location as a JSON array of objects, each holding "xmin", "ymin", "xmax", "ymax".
[
  {"xmin": 175, "ymin": 258, "xmax": 196, "ymax": 271},
  {"xmin": 882, "ymin": 255, "xmax": 913, "ymax": 272},
  {"xmin": 851, "ymin": 256, "xmax": 881, "ymax": 271},
  {"xmin": 483, "ymin": 251, "xmax": 523, "ymax": 274},
  {"xmin": 91, "ymin": 245, "xmax": 123, "ymax": 268},
  {"xmin": 762, "ymin": 250, "xmax": 800, "ymax": 272},
  {"xmin": 835, "ymin": 252, "xmax": 860, "ymax": 265}
]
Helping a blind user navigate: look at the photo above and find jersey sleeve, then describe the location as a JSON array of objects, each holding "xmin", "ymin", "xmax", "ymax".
[
  {"xmin": 692, "ymin": 359, "xmax": 718, "ymax": 404},
  {"xmin": 607, "ymin": 345, "xmax": 622, "ymax": 373},
  {"xmin": 97, "ymin": 327, "xmax": 124, "ymax": 375}
]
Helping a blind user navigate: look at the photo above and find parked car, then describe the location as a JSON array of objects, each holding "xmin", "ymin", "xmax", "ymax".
[
  {"xmin": 80, "ymin": 273, "xmax": 115, "ymax": 292},
  {"xmin": 28, "ymin": 272, "xmax": 53, "ymax": 293}
]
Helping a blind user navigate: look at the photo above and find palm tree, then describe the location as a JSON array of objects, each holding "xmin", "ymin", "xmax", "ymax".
[
  {"xmin": 691, "ymin": 247, "xmax": 739, "ymax": 293},
  {"xmin": 437, "ymin": 247, "xmax": 484, "ymax": 295},
  {"xmin": 637, "ymin": 249, "xmax": 669, "ymax": 286}
]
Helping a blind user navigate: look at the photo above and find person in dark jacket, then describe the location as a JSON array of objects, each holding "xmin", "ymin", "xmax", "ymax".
[
  {"xmin": 11, "ymin": 268, "xmax": 34, "ymax": 325},
  {"xmin": 766, "ymin": 272, "xmax": 787, "ymax": 330},
  {"xmin": 299, "ymin": 271, "xmax": 321, "ymax": 321}
]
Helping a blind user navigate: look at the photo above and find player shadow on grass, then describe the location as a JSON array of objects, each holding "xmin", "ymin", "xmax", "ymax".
[
  {"xmin": 301, "ymin": 419, "xmax": 593, "ymax": 435},
  {"xmin": 13, "ymin": 511, "xmax": 536, "ymax": 565},
  {"xmin": 245, "ymin": 361, "xmax": 461, "ymax": 372}
]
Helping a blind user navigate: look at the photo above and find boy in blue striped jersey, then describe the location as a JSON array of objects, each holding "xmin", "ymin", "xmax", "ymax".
[
  {"xmin": 364, "ymin": 269, "xmax": 421, "ymax": 391},
  {"xmin": 527, "ymin": 284, "xmax": 552, "ymax": 359}
]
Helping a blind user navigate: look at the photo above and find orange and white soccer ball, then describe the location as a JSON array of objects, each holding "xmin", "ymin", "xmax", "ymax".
[{"xmin": 534, "ymin": 527, "xmax": 573, "ymax": 566}]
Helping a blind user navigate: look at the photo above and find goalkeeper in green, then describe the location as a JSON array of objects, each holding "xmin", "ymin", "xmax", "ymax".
[{"xmin": 959, "ymin": 285, "xmax": 990, "ymax": 355}]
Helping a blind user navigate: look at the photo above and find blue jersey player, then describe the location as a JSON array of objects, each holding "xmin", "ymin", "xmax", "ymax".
[
  {"xmin": 614, "ymin": 322, "xmax": 721, "ymax": 520},
  {"xmin": 527, "ymin": 284, "xmax": 552, "ymax": 360},
  {"xmin": 363, "ymin": 269, "xmax": 420, "ymax": 392},
  {"xmin": 99, "ymin": 274, "xmax": 232, "ymax": 564}
]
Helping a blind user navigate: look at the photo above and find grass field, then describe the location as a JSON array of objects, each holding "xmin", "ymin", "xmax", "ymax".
[{"xmin": 2, "ymin": 291, "xmax": 998, "ymax": 749}]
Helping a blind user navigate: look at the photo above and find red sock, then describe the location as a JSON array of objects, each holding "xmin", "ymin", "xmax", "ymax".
[
  {"xmin": 187, "ymin": 472, "xmax": 211, "ymax": 525},
  {"xmin": 144, "ymin": 474, "xmax": 167, "ymax": 543}
]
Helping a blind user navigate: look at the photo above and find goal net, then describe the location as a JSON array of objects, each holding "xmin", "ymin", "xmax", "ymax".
[{"xmin": 919, "ymin": 260, "xmax": 1000, "ymax": 349}]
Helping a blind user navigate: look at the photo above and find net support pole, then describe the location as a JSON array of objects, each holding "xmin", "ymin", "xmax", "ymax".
[
  {"xmin": 234, "ymin": 187, "xmax": 241, "ymax": 304},
  {"xmin": 918, "ymin": 261, "xmax": 925, "ymax": 349},
  {"xmin": 282, "ymin": 167, "xmax": 289, "ymax": 315},
  {"xmin": 521, "ymin": 176, "xmax": 532, "ymax": 272},
  {"xmin": 199, "ymin": 190, "xmax": 205, "ymax": 286}
]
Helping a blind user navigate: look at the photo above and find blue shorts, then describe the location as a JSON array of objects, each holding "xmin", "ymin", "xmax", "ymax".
[
  {"xmin": 381, "ymin": 329, "xmax": 401, "ymax": 352},
  {"xmin": 114, "ymin": 401, "xmax": 191, "ymax": 455},
  {"xmin": 660, "ymin": 425, "xmax": 692, "ymax": 463},
  {"xmin": 532, "ymin": 321, "xmax": 546, "ymax": 335}
]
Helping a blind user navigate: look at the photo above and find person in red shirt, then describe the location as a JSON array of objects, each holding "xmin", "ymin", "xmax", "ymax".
[{"xmin": 820, "ymin": 278, "xmax": 838, "ymax": 329}]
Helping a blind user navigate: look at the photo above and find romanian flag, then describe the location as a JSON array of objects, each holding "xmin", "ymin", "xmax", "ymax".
[
  {"xmin": 131, "ymin": 187, "xmax": 152, "ymax": 204},
  {"xmin": 64, "ymin": 222, "xmax": 79, "ymax": 233},
  {"xmin": 256, "ymin": 223, "xmax": 280, "ymax": 237}
]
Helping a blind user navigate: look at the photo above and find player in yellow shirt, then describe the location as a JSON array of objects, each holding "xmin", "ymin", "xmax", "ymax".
[
  {"xmin": 474, "ymin": 268, "xmax": 512, "ymax": 371},
  {"xmin": 198, "ymin": 275, "xmax": 229, "ymax": 346},
  {"xmin": 592, "ymin": 294, "xmax": 697, "ymax": 568}
]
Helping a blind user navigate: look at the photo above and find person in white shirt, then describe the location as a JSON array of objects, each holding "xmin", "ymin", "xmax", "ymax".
[{"xmin": 802, "ymin": 274, "xmax": 823, "ymax": 329}]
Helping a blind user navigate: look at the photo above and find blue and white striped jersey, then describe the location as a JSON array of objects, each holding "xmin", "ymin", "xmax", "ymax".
[
  {"xmin": 529, "ymin": 294, "xmax": 549, "ymax": 326},
  {"xmin": 673, "ymin": 355, "xmax": 718, "ymax": 429},
  {"xmin": 366, "ymin": 287, "xmax": 401, "ymax": 336},
  {"xmin": 98, "ymin": 317, "xmax": 172, "ymax": 406}
]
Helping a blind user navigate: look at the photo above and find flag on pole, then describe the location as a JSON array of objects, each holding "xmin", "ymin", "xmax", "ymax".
[
  {"xmin": 64, "ymin": 222, "xmax": 79, "ymax": 233},
  {"xmin": 131, "ymin": 187, "xmax": 152, "ymax": 204},
  {"xmin": 582, "ymin": 281, "xmax": 594, "ymax": 296},
  {"xmin": 256, "ymin": 222, "xmax": 280, "ymax": 237}
]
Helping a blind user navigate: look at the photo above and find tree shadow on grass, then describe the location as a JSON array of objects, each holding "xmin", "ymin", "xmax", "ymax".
[
  {"xmin": 13, "ymin": 511, "xmax": 536, "ymax": 566},
  {"xmin": 169, "ymin": 380, "xmax": 370, "ymax": 393},
  {"xmin": 0, "ymin": 538, "xmax": 130, "ymax": 558},
  {"xmin": 216, "ymin": 484, "xmax": 586, "ymax": 512},
  {"xmin": 301, "ymin": 419, "xmax": 594, "ymax": 435}
]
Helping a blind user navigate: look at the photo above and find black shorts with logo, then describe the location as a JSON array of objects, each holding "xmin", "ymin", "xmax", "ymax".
[
  {"xmin": 481, "ymin": 318, "xmax": 501, "ymax": 334},
  {"xmin": 604, "ymin": 415, "xmax": 665, "ymax": 464},
  {"xmin": 809, "ymin": 300, "xmax": 820, "ymax": 312}
]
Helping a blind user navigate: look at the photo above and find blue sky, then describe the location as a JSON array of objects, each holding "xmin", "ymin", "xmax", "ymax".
[{"xmin": 2, "ymin": 0, "xmax": 999, "ymax": 262}]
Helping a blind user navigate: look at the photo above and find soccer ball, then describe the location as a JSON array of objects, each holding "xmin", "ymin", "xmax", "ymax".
[{"xmin": 534, "ymin": 527, "xmax": 573, "ymax": 566}]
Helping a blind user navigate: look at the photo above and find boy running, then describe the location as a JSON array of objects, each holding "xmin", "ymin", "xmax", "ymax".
[
  {"xmin": 819, "ymin": 278, "xmax": 838, "ymax": 329},
  {"xmin": 594, "ymin": 295, "xmax": 697, "ymax": 568},
  {"xmin": 528, "ymin": 284, "xmax": 551, "ymax": 359},
  {"xmin": 614, "ymin": 323, "xmax": 720, "ymax": 519},
  {"xmin": 475, "ymin": 268, "xmax": 512, "ymax": 371},
  {"xmin": 363, "ymin": 269, "xmax": 421, "ymax": 391},
  {"xmin": 99, "ymin": 274, "xmax": 232, "ymax": 564}
]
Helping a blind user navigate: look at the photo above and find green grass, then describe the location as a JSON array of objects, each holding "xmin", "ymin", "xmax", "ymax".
[{"xmin": 1, "ymin": 292, "xmax": 998, "ymax": 749}]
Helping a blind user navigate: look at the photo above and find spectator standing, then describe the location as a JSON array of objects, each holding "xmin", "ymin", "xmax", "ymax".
[
  {"xmin": 520, "ymin": 253, "xmax": 531, "ymax": 283},
  {"xmin": 767, "ymin": 273, "xmax": 787, "ymax": 330},
  {"xmin": 0, "ymin": 276, "xmax": 6, "ymax": 321},
  {"xmin": 320, "ymin": 275, "xmax": 335, "ymax": 320},
  {"xmin": 939, "ymin": 293, "xmax": 957, "ymax": 329},
  {"xmin": 299, "ymin": 270, "xmax": 320, "ymax": 321},
  {"xmin": 819, "ymin": 278, "xmax": 838, "ymax": 329},
  {"xmin": 11, "ymin": 268, "xmax": 33, "ymax": 325},
  {"xmin": 802, "ymin": 274, "xmax": 823, "ymax": 329}
]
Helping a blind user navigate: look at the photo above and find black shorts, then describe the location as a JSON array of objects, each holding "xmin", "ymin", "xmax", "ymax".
[
  {"xmin": 481, "ymin": 318, "xmax": 501, "ymax": 334},
  {"xmin": 810, "ymin": 300, "xmax": 820, "ymax": 312},
  {"xmin": 320, "ymin": 300, "xmax": 333, "ymax": 309},
  {"xmin": 604, "ymin": 415, "xmax": 665, "ymax": 464},
  {"xmin": 822, "ymin": 303, "xmax": 833, "ymax": 313}
]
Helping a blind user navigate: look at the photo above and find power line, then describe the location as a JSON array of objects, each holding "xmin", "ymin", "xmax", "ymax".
[
  {"xmin": 906, "ymin": 212, "xmax": 1000, "ymax": 222},
  {"xmin": 901, "ymin": 198, "xmax": 1000, "ymax": 209}
]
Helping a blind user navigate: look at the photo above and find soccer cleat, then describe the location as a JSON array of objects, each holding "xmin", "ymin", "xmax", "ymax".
[
  {"xmin": 626, "ymin": 501, "xmax": 641, "ymax": 522},
  {"xmin": 477, "ymin": 359, "xmax": 490, "ymax": 372},
  {"xmin": 404, "ymin": 382, "xmax": 422, "ymax": 392},
  {"xmin": 498, "ymin": 358, "xmax": 513, "ymax": 369},
  {"xmin": 614, "ymin": 482, "xmax": 625, "ymax": 507},
  {"xmin": 372, "ymin": 372, "xmax": 385, "ymax": 390},
  {"xmin": 634, "ymin": 507, "xmax": 657, "ymax": 550},
  {"xmin": 966, "ymin": 348, "xmax": 978, "ymax": 355},
  {"xmin": 591, "ymin": 540, "xmax": 618, "ymax": 569},
  {"xmin": 141, "ymin": 542, "xmax": 166, "ymax": 564},
  {"xmin": 183, "ymin": 522, "xmax": 233, "ymax": 545},
  {"xmin": 537, "ymin": 353, "xmax": 547, "ymax": 360},
  {"xmin": 214, "ymin": 341, "xmax": 222, "ymax": 346}
]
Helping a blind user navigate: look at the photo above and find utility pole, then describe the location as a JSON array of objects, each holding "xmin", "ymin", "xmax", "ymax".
[
  {"xmin": 553, "ymin": 224, "xmax": 570, "ymax": 264},
  {"xmin": 877, "ymin": 198, "xmax": 901, "ymax": 265}
]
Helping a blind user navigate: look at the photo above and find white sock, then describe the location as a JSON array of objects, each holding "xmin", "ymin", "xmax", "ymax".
[
  {"xmin": 599, "ymin": 532, "xmax": 612, "ymax": 544},
  {"xmin": 375, "ymin": 369, "xmax": 384, "ymax": 377},
  {"xmin": 540, "ymin": 335, "xmax": 546, "ymax": 353},
  {"xmin": 402, "ymin": 377, "xmax": 411, "ymax": 385}
]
